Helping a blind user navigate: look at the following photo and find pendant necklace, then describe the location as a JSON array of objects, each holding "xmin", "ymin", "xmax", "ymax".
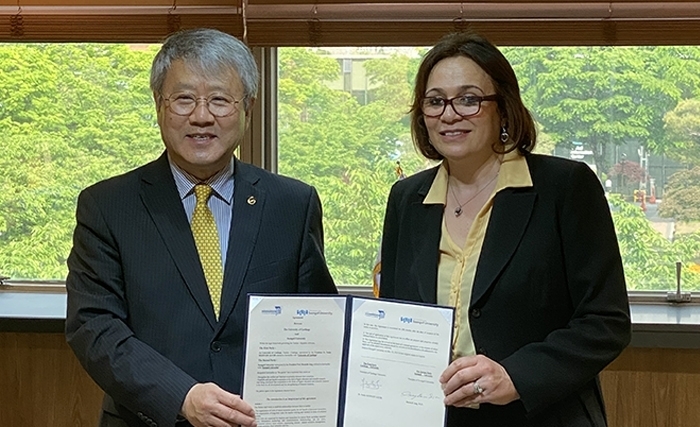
[{"xmin": 449, "ymin": 172, "xmax": 499, "ymax": 217}]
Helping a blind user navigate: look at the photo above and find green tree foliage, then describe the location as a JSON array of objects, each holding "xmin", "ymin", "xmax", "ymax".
[
  {"xmin": 658, "ymin": 167, "xmax": 700, "ymax": 221},
  {"xmin": 663, "ymin": 98, "xmax": 700, "ymax": 165},
  {"xmin": 362, "ymin": 53, "xmax": 420, "ymax": 122},
  {"xmin": 277, "ymin": 48, "xmax": 423, "ymax": 286},
  {"xmin": 531, "ymin": 125, "xmax": 556, "ymax": 155},
  {"xmin": 504, "ymin": 46, "xmax": 693, "ymax": 176},
  {"xmin": 610, "ymin": 194, "xmax": 700, "ymax": 291},
  {"xmin": 0, "ymin": 44, "xmax": 161, "ymax": 279},
  {"xmin": 5, "ymin": 43, "xmax": 700, "ymax": 294},
  {"xmin": 281, "ymin": 46, "xmax": 700, "ymax": 290}
]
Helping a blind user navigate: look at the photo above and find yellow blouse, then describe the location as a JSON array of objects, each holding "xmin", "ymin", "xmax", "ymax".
[{"xmin": 423, "ymin": 151, "xmax": 532, "ymax": 358}]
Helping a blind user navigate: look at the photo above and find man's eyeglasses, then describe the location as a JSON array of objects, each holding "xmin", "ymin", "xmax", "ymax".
[
  {"xmin": 421, "ymin": 94, "xmax": 499, "ymax": 118},
  {"xmin": 162, "ymin": 93, "xmax": 241, "ymax": 117}
]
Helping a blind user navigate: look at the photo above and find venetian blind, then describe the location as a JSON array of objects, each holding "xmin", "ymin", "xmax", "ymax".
[{"xmin": 0, "ymin": 1, "xmax": 699, "ymax": 46}]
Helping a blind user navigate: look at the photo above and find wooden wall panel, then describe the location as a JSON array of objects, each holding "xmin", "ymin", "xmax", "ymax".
[
  {"xmin": 2, "ymin": 334, "xmax": 700, "ymax": 427},
  {"xmin": 600, "ymin": 347, "xmax": 700, "ymax": 427},
  {"xmin": 0, "ymin": 332, "xmax": 102, "ymax": 427}
]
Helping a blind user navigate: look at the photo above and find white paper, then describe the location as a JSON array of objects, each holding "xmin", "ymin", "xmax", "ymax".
[
  {"xmin": 243, "ymin": 295, "xmax": 453, "ymax": 427},
  {"xmin": 243, "ymin": 295, "xmax": 348, "ymax": 427},
  {"xmin": 341, "ymin": 298, "xmax": 453, "ymax": 427}
]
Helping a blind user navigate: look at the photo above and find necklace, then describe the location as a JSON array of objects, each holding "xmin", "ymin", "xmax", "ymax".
[{"xmin": 449, "ymin": 172, "xmax": 499, "ymax": 217}]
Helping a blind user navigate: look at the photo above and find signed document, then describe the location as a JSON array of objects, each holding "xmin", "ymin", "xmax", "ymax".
[
  {"xmin": 341, "ymin": 297, "xmax": 454, "ymax": 427},
  {"xmin": 243, "ymin": 295, "xmax": 347, "ymax": 427},
  {"xmin": 242, "ymin": 295, "xmax": 454, "ymax": 427}
]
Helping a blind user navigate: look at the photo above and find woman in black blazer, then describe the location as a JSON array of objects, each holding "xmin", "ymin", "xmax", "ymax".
[{"xmin": 379, "ymin": 32, "xmax": 631, "ymax": 426}]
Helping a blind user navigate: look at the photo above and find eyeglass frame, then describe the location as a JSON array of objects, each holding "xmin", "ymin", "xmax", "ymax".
[
  {"xmin": 421, "ymin": 94, "xmax": 499, "ymax": 118},
  {"xmin": 160, "ymin": 93, "xmax": 243, "ymax": 118}
]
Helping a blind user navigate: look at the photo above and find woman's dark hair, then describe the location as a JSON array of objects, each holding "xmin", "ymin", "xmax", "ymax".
[{"xmin": 411, "ymin": 31, "xmax": 537, "ymax": 160}]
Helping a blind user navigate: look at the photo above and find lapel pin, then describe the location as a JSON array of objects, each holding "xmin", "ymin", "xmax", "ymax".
[{"xmin": 247, "ymin": 196, "xmax": 256, "ymax": 205}]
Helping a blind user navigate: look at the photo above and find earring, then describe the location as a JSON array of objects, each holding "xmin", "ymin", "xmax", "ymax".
[{"xmin": 500, "ymin": 126, "xmax": 509, "ymax": 143}]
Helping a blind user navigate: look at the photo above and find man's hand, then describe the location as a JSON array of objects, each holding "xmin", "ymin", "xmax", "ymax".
[{"xmin": 182, "ymin": 383, "xmax": 257, "ymax": 427}]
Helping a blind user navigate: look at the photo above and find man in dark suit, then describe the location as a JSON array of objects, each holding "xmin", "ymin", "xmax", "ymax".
[{"xmin": 65, "ymin": 28, "xmax": 336, "ymax": 427}]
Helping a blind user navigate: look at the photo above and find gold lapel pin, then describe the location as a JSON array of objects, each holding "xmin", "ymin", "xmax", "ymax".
[{"xmin": 247, "ymin": 196, "xmax": 256, "ymax": 205}]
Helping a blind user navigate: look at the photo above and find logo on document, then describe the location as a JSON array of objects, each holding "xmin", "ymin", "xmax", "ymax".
[
  {"xmin": 365, "ymin": 309, "xmax": 386, "ymax": 320},
  {"xmin": 292, "ymin": 308, "xmax": 333, "ymax": 318},
  {"xmin": 403, "ymin": 317, "xmax": 438, "ymax": 327},
  {"xmin": 261, "ymin": 305, "xmax": 282, "ymax": 315}
]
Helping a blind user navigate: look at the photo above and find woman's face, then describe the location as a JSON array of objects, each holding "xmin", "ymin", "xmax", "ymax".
[{"xmin": 422, "ymin": 55, "xmax": 501, "ymax": 165}]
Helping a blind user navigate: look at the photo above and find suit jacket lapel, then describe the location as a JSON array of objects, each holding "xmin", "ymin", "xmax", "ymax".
[
  {"xmin": 140, "ymin": 154, "xmax": 218, "ymax": 328},
  {"xmin": 409, "ymin": 171, "xmax": 442, "ymax": 304},
  {"xmin": 217, "ymin": 160, "xmax": 264, "ymax": 328},
  {"xmin": 471, "ymin": 189, "xmax": 536, "ymax": 307}
]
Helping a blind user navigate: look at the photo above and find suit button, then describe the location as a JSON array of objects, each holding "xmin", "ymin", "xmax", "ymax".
[
  {"xmin": 471, "ymin": 308, "xmax": 481, "ymax": 318},
  {"xmin": 210, "ymin": 341, "xmax": 222, "ymax": 352},
  {"xmin": 477, "ymin": 347, "xmax": 487, "ymax": 355}
]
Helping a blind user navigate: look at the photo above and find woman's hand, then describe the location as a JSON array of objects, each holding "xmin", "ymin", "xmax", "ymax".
[{"xmin": 440, "ymin": 354, "xmax": 520, "ymax": 407}]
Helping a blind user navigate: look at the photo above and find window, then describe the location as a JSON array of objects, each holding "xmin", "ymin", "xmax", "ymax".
[
  {"xmin": 3, "ymin": 41, "xmax": 700, "ymax": 295},
  {"xmin": 0, "ymin": 43, "xmax": 161, "ymax": 280},
  {"xmin": 277, "ymin": 45, "xmax": 700, "ymax": 292},
  {"xmin": 277, "ymin": 47, "xmax": 425, "ymax": 286}
]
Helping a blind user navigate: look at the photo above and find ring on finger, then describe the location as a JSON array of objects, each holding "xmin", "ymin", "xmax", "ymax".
[{"xmin": 473, "ymin": 381, "xmax": 484, "ymax": 395}]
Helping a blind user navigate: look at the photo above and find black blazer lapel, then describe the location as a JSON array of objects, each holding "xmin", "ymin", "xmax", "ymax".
[
  {"xmin": 139, "ymin": 154, "xmax": 218, "ymax": 328},
  {"xmin": 408, "ymin": 174, "xmax": 442, "ymax": 304},
  {"xmin": 471, "ymin": 189, "xmax": 536, "ymax": 307},
  {"xmin": 217, "ymin": 160, "xmax": 264, "ymax": 327}
]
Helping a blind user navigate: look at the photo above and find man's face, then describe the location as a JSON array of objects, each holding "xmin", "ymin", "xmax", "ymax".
[{"xmin": 156, "ymin": 59, "xmax": 251, "ymax": 180}]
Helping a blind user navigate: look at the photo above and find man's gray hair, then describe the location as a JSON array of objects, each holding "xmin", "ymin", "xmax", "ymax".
[{"xmin": 150, "ymin": 28, "xmax": 259, "ymax": 109}]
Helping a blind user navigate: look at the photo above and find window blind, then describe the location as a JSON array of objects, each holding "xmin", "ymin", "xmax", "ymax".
[{"xmin": 0, "ymin": 1, "xmax": 698, "ymax": 45}]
